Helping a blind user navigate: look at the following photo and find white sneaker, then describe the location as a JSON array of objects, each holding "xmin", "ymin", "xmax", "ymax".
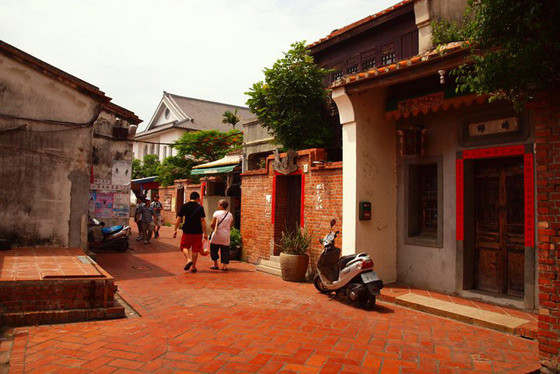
[{"xmin": 143, "ymin": 240, "xmax": 148, "ymax": 244}]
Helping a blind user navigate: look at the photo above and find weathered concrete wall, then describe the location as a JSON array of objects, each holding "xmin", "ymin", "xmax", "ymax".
[
  {"xmin": 91, "ymin": 109, "xmax": 135, "ymax": 227},
  {"xmin": 428, "ymin": 0, "xmax": 469, "ymax": 24},
  {"xmin": 0, "ymin": 53, "xmax": 102, "ymax": 247}
]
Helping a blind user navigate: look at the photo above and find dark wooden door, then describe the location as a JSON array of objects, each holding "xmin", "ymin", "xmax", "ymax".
[
  {"xmin": 176, "ymin": 188, "xmax": 184, "ymax": 213},
  {"xmin": 286, "ymin": 175, "xmax": 301, "ymax": 230},
  {"xmin": 474, "ymin": 157, "xmax": 525, "ymax": 297}
]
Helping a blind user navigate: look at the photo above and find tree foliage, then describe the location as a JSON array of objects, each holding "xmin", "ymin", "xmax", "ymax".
[
  {"xmin": 131, "ymin": 154, "xmax": 160, "ymax": 179},
  {"xmin": 222, "ymin": 109, "xmax": 241, "ymax": 130},
  {"xmin": 157, "ymin": 155, "xmax": 199, "ymax": 186},
  {"xmin": 432, "ymin": 0, "xmax": 560, "ymax": 108},
  {"xmin": 245, "ymin": 41, "xmax": 332, "ymax": 150},
  {"xmin": 173, "ymin": 130, "xmax": 242, "ymax": 162}
]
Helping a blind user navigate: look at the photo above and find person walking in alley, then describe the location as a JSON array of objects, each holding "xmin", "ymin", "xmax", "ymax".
[
  {"xmin": 173, "ymin": 192, "xmax": 208, "ymax": 273},
  {"xmin": 135, "ymin": 196, "xmax": 145, "ymax": 241},
  {"xmin": 151, "ymin": 194, "xmax": 163, "ymax": 238},
  {"xmin": 209, "ymin": 199, "xmax": 233, "ymax": 271},
  {"xmin": 136, "ymin": 197, "xmax": 156, "ymax": 244}
]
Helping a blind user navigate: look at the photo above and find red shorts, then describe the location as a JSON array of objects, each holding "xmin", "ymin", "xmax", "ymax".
[{"xmin": 180, "ymin": 233, "xmax": 203, "ymax": 253}]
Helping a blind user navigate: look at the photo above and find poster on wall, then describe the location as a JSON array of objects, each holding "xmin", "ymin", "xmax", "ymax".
[
  {"xmin": 164, "ymin": 195, "xmax": 172, "ymax": 211},
  {"xmin": 95, "ymin": 193, "xmax": 114, "ymax": 218},
  {"xmin": 113, "ymin": 193, "xmax": 130, "ymax": 218},
  {"xmin": 112, "ymin": 160, "xmax": 131, "ymax": 186}
]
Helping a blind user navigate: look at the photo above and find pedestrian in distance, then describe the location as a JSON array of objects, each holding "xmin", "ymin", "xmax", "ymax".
[
  {"xmin": 209, "ymin": 199, "xmax": 234, "ymax": 271},
  {"xmin": 135, "ymin": 196, "xmax": 145, "ymax": 241},
  {"xmin": 151, "ymin": 194, "xmax": 163, "ymax": 238},
  {"xmin": 136, "ymin": 197, "xmax": 156, "ymax": 244},
  {"xmin": 173, "ymin": 191, "xmax": 208, "ymax": 273}
]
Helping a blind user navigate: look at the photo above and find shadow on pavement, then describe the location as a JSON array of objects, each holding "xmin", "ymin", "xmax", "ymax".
[{"xmin": 95, "ymin": 251, "xmax": 176, "ymax": 281}]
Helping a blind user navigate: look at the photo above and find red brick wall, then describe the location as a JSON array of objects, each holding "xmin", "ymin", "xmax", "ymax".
[
  {"xmin": 158, "ymin": 186, "xmax": 176, "ymax": 225},
  {"xmin": 532, "ymin": 93, "xmax": 560, "ymax": 371},
  {"xmin": 241, "ymin": 148, "xmax": 343, "ymax": 273},
  {"xmin": 0, "ymin": 279, "xmax": 116, "ymax": 312},
  {"xmin": 158, "ymin": 182, "xmax": 201, "ymax": 226}
]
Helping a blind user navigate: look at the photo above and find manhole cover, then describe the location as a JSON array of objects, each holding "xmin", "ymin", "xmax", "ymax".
[{"xmin": 132, "ymin": 265, "xmax": 151, "ymax": 271}]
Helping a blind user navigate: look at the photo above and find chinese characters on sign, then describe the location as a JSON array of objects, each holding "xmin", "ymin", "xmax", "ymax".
[{"xmin": 398, "ymin": 92, "xmax": 444, "ymax": 113}]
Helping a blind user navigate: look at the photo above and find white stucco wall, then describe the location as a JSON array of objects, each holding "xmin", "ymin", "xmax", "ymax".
[
  {"xmin": 134, "ymin": 128, "xmax": 186, "ymax": 162},
  {"xmin": 334, "ymin": 87, "xmax": 398, "ymax": 283}
]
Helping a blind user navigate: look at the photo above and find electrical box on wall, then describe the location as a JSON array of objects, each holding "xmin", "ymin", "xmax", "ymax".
[{"xmin": 359, "ymin": 201, "xmax": 371, "ymax": 220}]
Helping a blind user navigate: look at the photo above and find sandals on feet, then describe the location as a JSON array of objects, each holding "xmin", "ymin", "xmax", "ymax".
[
  {"xmin": 191, "ymin": 267, "xmax": 197, "ymax": 273},
  {"xmin": 184, "ymin": 262, "xmax": 193, "ymax": 271},
  {"xmin": 210, "ymin": 266, "xmax": 219, "ymax": 270}
]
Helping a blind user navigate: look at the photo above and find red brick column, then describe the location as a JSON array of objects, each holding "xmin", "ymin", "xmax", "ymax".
[{"xmin": 533, "ymin": 93, "xmax": 560, "ymax": 372}]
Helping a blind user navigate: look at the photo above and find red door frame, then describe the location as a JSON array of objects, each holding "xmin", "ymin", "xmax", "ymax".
[
  {"xmin": 456, "ymin": 144, "xmax": 534, "ymax": 247},
  {"xmin": 271, "ymin": 170, "xmax": 305, "ymax": 228}
]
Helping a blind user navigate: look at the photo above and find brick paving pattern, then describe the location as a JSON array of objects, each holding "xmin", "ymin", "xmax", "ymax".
[{"xmin": 5, "ymin": 225, "xmax": 540, "ymax": 373}]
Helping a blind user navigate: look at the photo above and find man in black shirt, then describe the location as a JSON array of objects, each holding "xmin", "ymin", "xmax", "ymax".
[{"xmin": 173, "ymin": 192, "xmax": 208, "ymax": 273}]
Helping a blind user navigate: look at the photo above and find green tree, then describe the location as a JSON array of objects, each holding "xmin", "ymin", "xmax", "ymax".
[
  {"xmin": 131, "ymin": 155, "xmax": 160, "ymax": 179},
  {"xmin": 432, "ymin": 0, "xmax": 560, "ymax": 107},
  {"xmin": 222, "ymin": 109, "xmax": 241, "ymax": 130},
  {"xmin": 141, "ymin": 154, "xmax": 161, "ymax": 177},
  {"xmin": 173, "ymin": 130, "xmax": 242, "ymax": 163},
  {"xmin": 131, "ymin": 158, "xmax": 143, "ymax": 179},
  {"xmin": 156, "ymin": 156, "xmax": 199, "ymax": 186},
  {"xmin": 245, "ymin": 41, "xmax": 332, "ymax": 150}
]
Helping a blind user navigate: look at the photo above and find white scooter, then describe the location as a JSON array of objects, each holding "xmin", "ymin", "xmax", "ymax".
[{"xmin": 313, "ymin": 219, "xmax": 383, "ymax": 309}]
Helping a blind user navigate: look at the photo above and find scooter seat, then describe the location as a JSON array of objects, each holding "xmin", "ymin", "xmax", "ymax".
[
  {"xmin": 101, "ymin": 226, "xmax": 123, "ymax": 236},
  {"xmin": 339, "ymin": 254, "xmax": 359, "ymax": 269}
]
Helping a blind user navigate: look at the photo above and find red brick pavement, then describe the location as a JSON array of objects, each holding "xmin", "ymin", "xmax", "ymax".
[{"xmin": 5, "ymin": 224, "xmax": 540, "ymax": 373}]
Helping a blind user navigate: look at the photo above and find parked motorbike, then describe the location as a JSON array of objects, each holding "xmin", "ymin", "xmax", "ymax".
[
  {"xmin": 88, "ymin": 217, "xmax": 130, "ymax": 252},
  {"xmin": 314, "ymin": 219, "xmax": 384, "ymax": 310}
]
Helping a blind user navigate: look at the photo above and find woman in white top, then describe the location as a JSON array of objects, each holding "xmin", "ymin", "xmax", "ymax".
[{"xmin": 209, "ymin": 199, "xmax": 234, "ymax": 271}]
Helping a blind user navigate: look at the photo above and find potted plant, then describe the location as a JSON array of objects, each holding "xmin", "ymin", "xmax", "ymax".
[
  {"xmin": 229, "ymin": 227, "xmax": 242, "ymax": 261},
  {"xmin": 276, "ymin": 226, "xmax": 313, "ymax": 282}
]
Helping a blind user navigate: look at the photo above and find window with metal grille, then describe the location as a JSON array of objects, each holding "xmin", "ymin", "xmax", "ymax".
[
  {"xmin": 381, "ymin": 43, "xmax": 396, "ymax": 66},
  {"xmin": 362, "ymin": 59, "xmax": 376, "ymax": 71},
  {"xmin": 407, "ymin": 161, "xmax": 440, "ymax": 243},
  {"xmin": 419, "ymin": 164, "xmax": 438, "ymax": 234},
  {"xmin": 347, "ymin": 65, "xmax": 358, "ymax": 74},
  {"xmin": 332, "ymin": 71, "xmax": 343, "ymax": 81}
]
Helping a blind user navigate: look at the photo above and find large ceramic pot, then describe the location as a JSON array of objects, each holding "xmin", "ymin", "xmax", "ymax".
[{"xmin": 279, "ymin": 253, "xmax": 309, "ymax": 282}]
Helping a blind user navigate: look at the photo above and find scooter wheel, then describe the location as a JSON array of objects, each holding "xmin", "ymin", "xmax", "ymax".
[
  {"xmin": 359, "ymin": 293, "xmax": 376, "ymax": 310},
  {"xmin": 115, "ymin": 240, "xmax": 129, "ymax": 252},
  {"xmin": 313, "ymin": 274, "xmax": 330, "ymax": 294}
]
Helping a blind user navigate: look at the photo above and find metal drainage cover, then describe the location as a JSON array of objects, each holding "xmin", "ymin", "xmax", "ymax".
[{"xmin": 132, "ymin": 265, "xmax": 151, "ymax": 271}]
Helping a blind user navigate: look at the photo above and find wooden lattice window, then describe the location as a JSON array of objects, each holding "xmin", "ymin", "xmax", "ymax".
[{"xmin": 381, "ymin": 43, "xmax": 396, "ymax": 66}]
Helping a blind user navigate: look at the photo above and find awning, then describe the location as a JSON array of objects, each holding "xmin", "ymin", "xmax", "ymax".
[{"xmin": 191, "ymin": 165, "xmax": 236, "ymax": 175}]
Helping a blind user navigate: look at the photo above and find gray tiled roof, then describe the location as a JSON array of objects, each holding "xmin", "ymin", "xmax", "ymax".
[{"xmin": 167, "ymin": 93, "xmax": 252, "ymax": 132}]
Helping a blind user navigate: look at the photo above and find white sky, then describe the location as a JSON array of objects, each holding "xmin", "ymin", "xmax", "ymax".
[{"xmin": 1, "ymin": 0, "xmax": 397, "ymax": 130}]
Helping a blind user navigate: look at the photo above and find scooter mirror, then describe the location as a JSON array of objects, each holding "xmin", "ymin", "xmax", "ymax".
[{"xmin": 330, "ymin": 219, "xmax": 336, "ymax": 228}]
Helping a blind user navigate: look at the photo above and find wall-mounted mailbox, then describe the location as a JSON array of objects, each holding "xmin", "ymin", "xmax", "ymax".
[{"xmin": 359, "ymin": 201, "xmax": 371, "ymax": 220}]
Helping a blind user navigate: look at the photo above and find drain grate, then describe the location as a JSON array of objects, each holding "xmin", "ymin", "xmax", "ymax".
[{"xmin": 132, "ymin": 265, "xmax": 151, "ymax": 271}]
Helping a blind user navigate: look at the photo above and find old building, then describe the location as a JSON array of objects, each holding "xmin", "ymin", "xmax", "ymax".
[
  {"xmin": 0, "ymin": 39, "xmax": 140, "ymax": 326},
  {"xmin": 310, "ymin": 0, "xmax": 559, "ymax": 370},
  {"xmin": 0, "ymin": 40, "xmax": 139, "ymax": 248},
  {"xmin": 133, "ymin": 92, "xmax": 251, "ymax": 161}
]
